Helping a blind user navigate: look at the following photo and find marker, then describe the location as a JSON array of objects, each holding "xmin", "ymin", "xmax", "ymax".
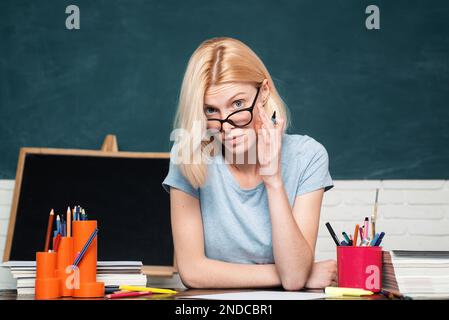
[
  {"xmin": 325, "ymin": 287, "xmax": 373, "ymax": 297},
  {"xmin": 374, "ymin": 232, "xmax": 385, "ymax": 246},
  {"xmin": 325, "ymin": 222, "xmax": 341, "ymax": 246},
  {"xmin": 364, "ymin": 217, "xmax": 369, "ymax": 240},
  {"xmin": 370, "ymin": 233, "xmax": 380, "ymax": 246},
  {"xmin": 342, "ymin": 232, "xmax": 351, "ymax": 244}
]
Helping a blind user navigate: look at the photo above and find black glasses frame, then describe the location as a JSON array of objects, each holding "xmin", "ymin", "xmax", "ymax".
[{"xmin": 206, "ymin": 85, "xmax": 261, "ymax": 132}]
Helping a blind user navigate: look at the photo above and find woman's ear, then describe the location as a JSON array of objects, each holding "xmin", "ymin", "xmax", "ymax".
[{"xmin": 261, "ymin": 78, "xmax": 270, "ymax": 105}]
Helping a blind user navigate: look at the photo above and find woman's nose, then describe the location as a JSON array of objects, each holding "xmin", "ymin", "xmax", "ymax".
[{"xmin": 222, "ymin": 121, "xmax": 234, "ymax": 131}]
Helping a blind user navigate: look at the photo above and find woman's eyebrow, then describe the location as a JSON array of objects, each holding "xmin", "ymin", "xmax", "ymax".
[{"xmin": 204, "ymin": 92, "xmax": 246, "ymax": 108}]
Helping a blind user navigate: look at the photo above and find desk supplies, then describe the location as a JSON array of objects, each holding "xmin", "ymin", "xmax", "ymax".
[
  {"xmin": 72, "ymin": 228, "xmax": 98, "ymax": 268},
  {"xmin": 353, "ymin": 224, "xmax": 359, "ymax": 247},
  {"xmin": 106, "ymin": 291, "xmax": 153, "ymax": 299},
  {"xmin": 374, "ymin": 232, "xmax": 385, "ymax": 246},
  {"xmin": 325, "ymin": 222, "xmax": 341, "ymax": 246},
  {"xmin": 4, "ymin": 136, "xmax": 174, "ymax": 277},
  {"xmin": 44, "ymin": 209, "xmax": 55, "ymax": 252},
  {"xmin": 72, "ymin": 220, "xmax": 104, "ymax": 297},
  {"xmin": 371, "ymin": 189, "xmax": 379, "ymax": 239},
  {"xmin": 35, "ymin": 251, "xmax": 60, "ymax": 299},
  {"xmin": 118, "ymin": 285, "xmax": 177, "ymax": 294},
  {"xmin": 337, "ymin": 246, "xmax": 382, "ymax": 292},
  {"xmin": 325, "ymin": 286, "xmax": 373, "ymax": 297}
]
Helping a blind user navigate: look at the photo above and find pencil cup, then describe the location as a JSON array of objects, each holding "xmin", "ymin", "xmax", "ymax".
[
  {"xmin": 56, "ymin": 237, "xmax": 74, "ymax": 297},
  {"xmin": 337, "ymin": 246, "xmax": 383, "ymax": 292},
  {"xmin": 35, "ymin": 251, "xmax": 60, "ymax": 299},
  {"xmin": 72, "ymin": 220, "xmax": 104, "ymax": 298}
]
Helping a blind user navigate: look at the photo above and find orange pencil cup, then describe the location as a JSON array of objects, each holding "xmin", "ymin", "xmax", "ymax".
[
  {"xmin": 56, "ymin": 237, "xmax": 74, "ymax": 296},
  {"xmin": 35, "ymin": 251, "xmax": 60, "ymax": 299},
  {"xmin": 72, "ymin": 220, "xmax": 104, "ymax": 298},
  {"xmin": 337, "ymin": 246, "xmax": 383, "ymax": 292}
]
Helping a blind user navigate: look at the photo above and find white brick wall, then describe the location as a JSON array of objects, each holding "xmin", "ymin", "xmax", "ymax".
[
  {"xmin": 317, "ymin": 180, "xmax": 449, "ymax": 261},
  {"xmin": 1, "ymin": 179, "xmax": 449, "ymax": 289},
  {"xmin": 0, "ymin": 180, "xmax": 16, "ymax": 289}
]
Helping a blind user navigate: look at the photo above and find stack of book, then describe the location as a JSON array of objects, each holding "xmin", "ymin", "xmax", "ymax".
[
  {"xmin": 1, "ymin": 261, "xmax": 147, "ymax": 295},
  {"xmin": 383, "ymin": 250, "xmax": 449, "ymax": 299}
]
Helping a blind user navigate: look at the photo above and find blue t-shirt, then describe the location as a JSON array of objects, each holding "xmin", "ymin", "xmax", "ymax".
[{"xmin": 162, "ymin": 134, "xmax": 333, "ymax": 264}]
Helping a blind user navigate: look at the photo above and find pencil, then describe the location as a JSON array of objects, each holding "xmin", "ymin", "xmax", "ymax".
[
  {"xmin": 44, "ymin": 209, "xmax": 55, "ymax": 252},
  {"xmin": 106, "ymin": 291, "xmax": 153, "ymax": 299},
  {"xmin": 353, "ymin": 224, "xmax": 359, "ymax": 247},
  {"xmin": 72, "ymin": 228, "xmax": 98, "ymax": 268},
  {"xmin": 371, "ymin": 188, "xmax": 379, "ymax": 239},
  {"xmin": 67, "ymin": 206, "xmax": 71, "ymax": 237}
]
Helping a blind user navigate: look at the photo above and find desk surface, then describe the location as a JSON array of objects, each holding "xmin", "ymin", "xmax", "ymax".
[{"xmin": 0, "ymin": 289, "xmax": 387, "ymax": 300}]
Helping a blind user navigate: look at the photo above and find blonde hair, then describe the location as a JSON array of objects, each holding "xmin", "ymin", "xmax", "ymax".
[{"xmin": 173, "ymin": 37, "xmax": 289, "ymax": 188}]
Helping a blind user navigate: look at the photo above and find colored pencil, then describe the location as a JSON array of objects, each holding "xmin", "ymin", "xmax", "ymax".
[
  {"xmin": 54, "ymin": 233, "xmax": 62, "ymax": 251},
  {"xmin": 106, "ymin": 291, "xmax": 153, "ymax": 299},
  {"xmin": 67, "ymin": 206, "xmax": 71, "ymax": 237},
  {"xmin": 353, "ymin": 224, "xmax": 359, "ymax": 247},
  {"xmin": 72, "ymin": 228, "xmax": 98, "ymax": 268},
  {"xmin": 44, "ymin": 209, "xmax": 55, "ymax": 252}
]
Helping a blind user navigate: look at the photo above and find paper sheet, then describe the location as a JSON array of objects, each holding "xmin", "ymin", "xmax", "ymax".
[{"xmin": 178, "ymin": 291, "xmax": 326, "ymax": 300}]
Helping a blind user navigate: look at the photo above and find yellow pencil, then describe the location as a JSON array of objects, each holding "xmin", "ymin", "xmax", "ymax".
[{"xmin": 119, "ymin": 285, "xmax": 177, "ymax": 294}]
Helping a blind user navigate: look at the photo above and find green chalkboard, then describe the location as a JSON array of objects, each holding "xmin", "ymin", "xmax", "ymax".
[{"xmin": 1, "ymin": 0, "xmax": 448, "ymax": 179}]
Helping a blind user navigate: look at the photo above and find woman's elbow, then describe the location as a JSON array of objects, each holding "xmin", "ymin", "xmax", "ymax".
[
  {"xmin": 281, "ymin": 276, "xmax": 307, "ymax": 291},
  {"xmin": 177, "ymin": 263, "xmax": 206, "ymax": 289}
]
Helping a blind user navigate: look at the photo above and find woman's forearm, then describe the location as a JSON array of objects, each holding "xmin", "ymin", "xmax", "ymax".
[
  {"xmin": 265, "ymin": 182, "xmax": 314, "ymax": 290},
  {"xmin": 179, "ymin": 258, "xmax": 282, "ymax": 289}
]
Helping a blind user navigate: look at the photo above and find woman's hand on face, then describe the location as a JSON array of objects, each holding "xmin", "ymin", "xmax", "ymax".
[
  {"xmin": 257, "ymin": 104, "xmax": 285, "ymax": 187},
  {"xmin": 305, "ymin": 260, "xmax": 338, "ymax": 289}
]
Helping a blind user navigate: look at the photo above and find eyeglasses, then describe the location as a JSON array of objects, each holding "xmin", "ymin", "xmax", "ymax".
[{"xmin": 206, "ymin": 85, "xmax": 261, "ymax": 132}]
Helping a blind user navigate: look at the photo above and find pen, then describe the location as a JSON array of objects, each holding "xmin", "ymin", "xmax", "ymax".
[
  {"xmin": 374, "ymin": 232, "xmax": 385, "ymax": 246},
  {"xmin": 325, "ymin": 222, "xmax": 341, "ymax": 246},
  {"xmin": 364, "ymin": 217, "xmax": 369, "ymax": 240},
  {"xmin": 342, "ymin": 232, "xmax": 351, "ymax": 244},
  {"xmin": 271, "ymin": 111, "xmax": 276, "ymax": 125},
  {"xmin": 370, "ymin": 233, "xmax": 380, "ymax": 246}
]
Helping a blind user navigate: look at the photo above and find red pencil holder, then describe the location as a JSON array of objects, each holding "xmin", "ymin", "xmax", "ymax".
[{"xmin": 337, "ymin": 246, "xmax": 383, "ymax": 292}]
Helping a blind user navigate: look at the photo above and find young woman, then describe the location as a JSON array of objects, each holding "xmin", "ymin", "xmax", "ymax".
[{"xmin": 162, "ymin": 37, "xmax": 336, "ymax": 290}]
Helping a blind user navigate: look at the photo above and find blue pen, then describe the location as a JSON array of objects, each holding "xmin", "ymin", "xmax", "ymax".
[
  {"xmin": 374, "ymin": 232, "xmax": 385, "ymax": 246},
  {"xmin": 341, "ymin": 240, "xmax": 349, "ymax": 246},
  {"xmin": 370, "ymin": 233, "xmax": 380, "ymax": 246}
]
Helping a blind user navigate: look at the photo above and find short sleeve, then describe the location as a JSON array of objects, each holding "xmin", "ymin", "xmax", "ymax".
[
  {"xmin": 296, "ymin": 141, "xmax": 334, "ymax": 196},
  {"xmin": 162, "ymin": 161, "xmax": 199, "ymax": 199}
]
